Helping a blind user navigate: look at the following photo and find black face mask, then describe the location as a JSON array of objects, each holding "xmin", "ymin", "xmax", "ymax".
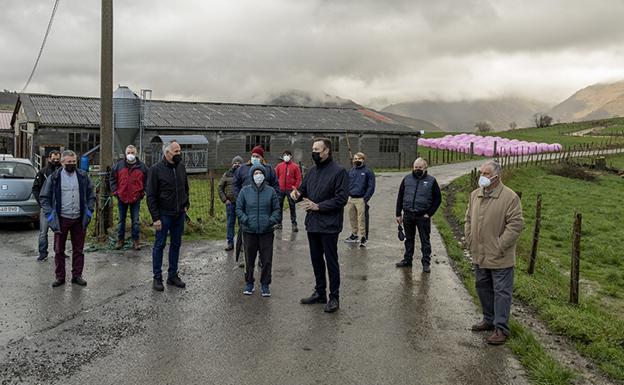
[
  {"xmin": 64, "ymin": 164, "xmax": 76, "ymax": 173},
  {"xmin": 50, "ymin": 161, "xmax": 60, "ymax": 169},
  {"xmin": 312, "ymin": 152, "xmax": 322, "ymax": 165},
  {"xmin": 172, "ymin": 154, "xmax": 182, "ymax": 165},
  {"xmin": 413, "ymin": 170, "xmax": 424, "ymax": 178},
  {"xmin": 354, "ymin": 161, "xmax": 363, "ymax": 167}
]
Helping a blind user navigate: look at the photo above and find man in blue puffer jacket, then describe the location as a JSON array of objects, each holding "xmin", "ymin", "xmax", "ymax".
[{"xmin": 236, "ymin": 164, "xmax": 281, "ymax": 297}]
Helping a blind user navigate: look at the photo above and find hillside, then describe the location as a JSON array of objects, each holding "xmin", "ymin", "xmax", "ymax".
[
  {"xmin": 375, "ymin": 111, "xmax": 441, "ymax": 132},
  {"xmin": 549, "ymin": 80, "xmax": 624, "ymax": 122},
  {"xmin": 265, "ymin": 90, "xmax": 361, "ymax": 108},
  {"xmin": 382, "ymin": 97, "xmax": 550, "ymax": 131}
]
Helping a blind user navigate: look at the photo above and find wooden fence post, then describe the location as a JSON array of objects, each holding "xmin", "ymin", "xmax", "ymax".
[
  {"xmin": 570, "ymin": 212, "xmax": 582, "ymax": 304},
  {"xmin": 470, "ymin": 142, "xmax": 474, "ymax": 159},
  {"xmin": 209, "ymin": 170, "xmax": 215, "ymax": 217},
  {"xmin": 528, "ymin": 193, "xmax": 542, "ymax": 275}
]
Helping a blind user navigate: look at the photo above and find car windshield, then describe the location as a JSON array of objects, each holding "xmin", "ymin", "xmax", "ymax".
[{"xmin": 0, "ymin": 162, "xmax": 37, "ymax": 178}]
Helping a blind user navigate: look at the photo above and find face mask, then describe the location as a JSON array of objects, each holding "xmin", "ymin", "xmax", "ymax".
[
  {"xmin": 64, "ymin": 164, "xmax": 76, "ymax": 173},
  {"xmin": 232, "ymin": 164, "xmax": 240, "ymax": 169},
  {"xmin": 479, "ymin": 175, "xmax": 493, "ymax": 188},
  {"xmin": 172, "ymin": 154, "xmax": 182, "ymax": 165},
  {"xmin": 413, "ymin": 170, "xmax": 424, "ymax": 178},
  {"xmin": 253, "ymin": 174, "xmax": 265, "ymax": 185},
  {"xmin": 354, "ymin": 161, "xmax": 363, "ymax": 167},
  {"xmin": 251, "ymin": 158, "xmax": 261, "ymax": 166},
  {"xmin": 50, "ymin": 161, "xmax": 60, "ymax": 169},
  {"xmin": 283, "ymin": 155, "xmax": 291, "ymax": 163},
  {"xmin": 126, "ymin": 154, "xmax": 136, "ymax": 163},
  {"xmin": 312, "ymin": 152, "xmax": 322, "ymax": 165}
]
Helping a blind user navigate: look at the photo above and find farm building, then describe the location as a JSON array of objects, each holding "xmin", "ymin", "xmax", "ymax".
[
  {"xmin": 11, "ymin": 87, "xmax": 425, "ymax": 171},
  {"xmin": 0, "ymin": 111, "xmax": 14, "ymax": 154}
]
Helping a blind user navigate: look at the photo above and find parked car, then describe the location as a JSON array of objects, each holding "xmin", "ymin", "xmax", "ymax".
[{"xmin": 0, "ymin": 156, "xmax": 40, "ymax": 225}]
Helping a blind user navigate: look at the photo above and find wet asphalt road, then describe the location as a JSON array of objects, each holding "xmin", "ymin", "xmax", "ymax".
[{"xmin": 0, "ymin": 161, "xmax": 528, "ymax": 385}]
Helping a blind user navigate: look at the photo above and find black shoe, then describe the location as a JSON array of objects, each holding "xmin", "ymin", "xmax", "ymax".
[
  {"xmin": 324, "ymin": 298, "xmax": 339, "ymax": 313},
  {"xmin": 292, "ymin": 224, "xmax": 298, "ymax": 232},
  {"xmin": 71, "ymin": 276, "xmax": 87, "ymax": 286},
  {"xmin": 344, "ymin": 234, "xmax": 359, "ymax": 243},
  {"xmin": 396, "ymin": 259, "xmax": 412, "ymax": 268},
  {"xmin": 359, "ymin": 237, "xmax": 367, "ymax": 247},
  {"xmin": 153, "ymin": 278, "xmax": 164, "ymax": 291},
  {"xmin": 423, "ymin": 265, "xmax": 431, "ymax": 273},
  {"xmin": 300, "ymin": 291, "xmax": 327, "ymax": 304},
  {"xmin": 37, "ymin": 254, "xmax": 48, "ymax": 261},
  {"xmin": 52, "ymin": 279, "xmax": 65, "ymax": 288},
  {"xmin": 167, "ymin": 275, "xmax": 186, "ymax": 288},
  {"xmin": 224, "ymin": 244, "xmax": 234, "ymax": 251}
]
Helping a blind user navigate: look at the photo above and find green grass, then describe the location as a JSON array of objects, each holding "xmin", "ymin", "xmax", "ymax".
[{"xmin": 439, "ymin": 163, "xmax": 624, "ymax": 381}]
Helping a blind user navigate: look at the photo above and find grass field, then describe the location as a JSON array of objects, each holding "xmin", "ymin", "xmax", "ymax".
[{"xmin": 436, "ymin": 154, "xmax": 624, "ymax": 382}]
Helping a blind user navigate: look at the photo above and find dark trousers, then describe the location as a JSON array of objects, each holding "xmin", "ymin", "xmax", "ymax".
[
  {"xmin": 475, "ymin": 266, "xmax": 514, "ymax": 336},
  {"xmin": 307, "ymin": 232, "xmax": 340, "ymax": 300},
  {"xmin": 117, "ymin": 199, "xmax": 141, "ymax": 241},
  {"xmin": 278, "ymin": 191, "xmax": 297, "ymax": 225},
  {"xmin": 225, "ymin": 202, "xmax": 237, "ymax": 244},
  {"xmin": 152, "ymin": 213, "xmax": 185, "ymax": 279},
  {"xmin": 403, "ymin": 212, "xmax": 432, "ymax": 266},
  {"xmin": 38, "ymin": 209, "xmax": 51, "ymax": 257},
  {"xmin": 54, "ymin": 217, "xmax": 86, "ymax": 280},
  {"xmin": 243, "ymin": 232, "xmax": 274, "ymax": 285}
]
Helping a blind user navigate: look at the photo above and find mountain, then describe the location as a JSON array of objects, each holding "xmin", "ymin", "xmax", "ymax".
[
  {"xmin": 382, "ymin": 97, "xmax": 551, "ymax": 132},
  {"xmin": 375, "ymin": 111, "xmax": 441, "ymax": 132},
  {"xmin": 265, "ymin": 90, "xmax": 361, "ymax": 108},
  {"xmin": 549, "ymin": 80, "xmax": 624, "ymax": 122}
]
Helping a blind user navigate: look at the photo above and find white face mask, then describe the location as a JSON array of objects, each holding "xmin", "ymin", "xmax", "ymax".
[
  {"xmin": 283, "ymin": 155, "xmax": 291, "ymax": 162},
  {"xmin": 253, "ymin": 174, "xmax": 265, "ymax": 185},
  {"xmin": 479, "ymin": 175, "xmax": 493, "ymax": 188},
  {"xmin": 126, "ymin": 153, "xmax": 136, "ymax": 162}
]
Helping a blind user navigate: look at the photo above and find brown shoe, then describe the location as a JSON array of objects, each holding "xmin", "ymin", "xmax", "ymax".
[
  {"xmin": 471, "ymin": 320, "xmax": 495, "ymax": 332},
  {"xmin": 115, "ymin": 239, "xmax": 125, "ymax": 250},
  {"xmin": 486, "ymin": 329, "xmax": 507, "ymax": 345},
  {"xmin": 133, "ymin": 240, "xmax": 141, "ymax": 250}
]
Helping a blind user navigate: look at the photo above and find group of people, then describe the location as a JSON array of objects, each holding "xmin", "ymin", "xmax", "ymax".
[{"xmin": 31, "ymin": 137, "xmax": 524, "ymax": 344}]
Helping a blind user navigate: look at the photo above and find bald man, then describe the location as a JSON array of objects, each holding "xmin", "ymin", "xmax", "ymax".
[{"xmin": 395, "ymin": 158, "xmax": 441, "ymax": 272}]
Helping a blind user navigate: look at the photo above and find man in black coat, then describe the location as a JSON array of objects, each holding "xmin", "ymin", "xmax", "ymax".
[
  {"xmin": 146, "ymin": 141, "xmax": 190, "ymax": 292},
  {"xmin": 32, "ymin": 150, "xmax": 61, "ymax": 261},
  {"xmin": 291, "ymin": 138, "xmax": 348, "ymax": 313}
]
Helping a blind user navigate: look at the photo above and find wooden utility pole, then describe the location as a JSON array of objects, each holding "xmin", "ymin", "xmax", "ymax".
[
  {"xmin": 527, "ymin": 193, "xmax": 542, "ymax": 275},
  {"xmin": 98, "ymin": 0, "xmax": 114, "ymax": 239}
]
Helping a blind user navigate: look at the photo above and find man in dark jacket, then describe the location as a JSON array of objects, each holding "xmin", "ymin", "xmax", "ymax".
[
  {"xmin": 345, "ymin": 152, "xmax": 375, "ymax": 247},
  {"xmin": 274, "ymin": 150, "xmax": 302, "ymax": 232},
  {"xmin": 110, "ymin": 145, "xmax": 148, "ymax": 250},
  {"xmin": 233, "ymin": 145, "xmax": 279, "ymax": 199},
  {"xmin": 32, "ymin": 150, "xmax": 61, "ymax": 261},
  {"xmin": 146, "ymin": 141, "xmax": 190, "ymax": 292},
  {"xmin": 395, "ymin": 158, "xmax": 441, "ymax": 273},
  {"xmin": 40, "ymin": 150, "xmax": 95, "ymax": 287},
  {"xmin": 291, "ymin": 138, "xmax": 348, "ymax": 313},
  {"xmin": 236, "ymin": 164, "xmax": 281, "ymax": 297},
  {"xmin": 219, "ymin": 155, "xmax": 243, "ymax": 251}
]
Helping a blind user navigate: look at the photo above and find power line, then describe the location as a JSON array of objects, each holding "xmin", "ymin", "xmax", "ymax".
[{"xmin": 21, "ymin": 0, "xmax": 61, "ymax": 92}]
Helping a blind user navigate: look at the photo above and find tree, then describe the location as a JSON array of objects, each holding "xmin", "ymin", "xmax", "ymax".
[
  {"xmin": 508, "ymin": 121, "xmax": 517, "ymax": 130},
  {"xmin": 533, "ymin": 113, "xmax": 553, "ymax": 128},
  {"xmin": 475, "ymin": 121, "xmax": 492, "ymax": 133}
]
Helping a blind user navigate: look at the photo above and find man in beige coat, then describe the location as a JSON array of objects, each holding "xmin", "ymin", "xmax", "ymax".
[{"xmin": 465, "ymin": 160, "xmax": 523, "ymax": 345}]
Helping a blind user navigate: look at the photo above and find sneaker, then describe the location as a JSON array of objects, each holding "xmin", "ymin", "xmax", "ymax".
[
  {"xmin": 71, "ymin": 276, "xmax": 87, "ymax": 286},
  {"xmin": 153, "ymin": 278, "xmax": 164, "ymax": 292},
  {"xmin": 243, "ymin": 283, "xmax": 254, "ymax": 295},
  {"xmin": 261, "ymin": 285, "xmax": 271, "ymax": 297},
  {"xmin": 359, "ymin": 237, "xmax": 367, "ymax": 247},
  {"xmin": 292, "ymin": 223, "xmax": 299, "ymax": 233},
  {"xmin": 37, "ymin": 254, "xmax": 48, "ymax": 261},
  {"xmin": 395, "ymin": 259, "xmax": 412, "ymax": 268},
  {"xmin": 344, "ymin": 234, "xmax": 359, "ymax": 243},
  {"xmin": 167, "ymin": 275, "xmax": 186, "ymax": 288}
]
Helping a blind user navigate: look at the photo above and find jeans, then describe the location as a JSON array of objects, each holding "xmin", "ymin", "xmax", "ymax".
[
  {"xmin": 118, "ymin": 199, "xmax": 141, "ymax": 241},
  {"xmin": 226, "ymin": 202, "xmax": 236, "ymax": 245},
  {"xmin": 152, "ymin": 213, "xmax": 185, "ymax": 280},
  {"xmin": 307, "ymin": 232, "xmax": 340, "ymax": 300},
  {"xmin": 403, "ymin": 212, "xmax": 432, "ymax": 266},
  {"xmin": 54, "ymin": 217, "xmax": 86, "ymax": 280},
  {"xmin": 475, "ymin": 266, "xmax": 514, "ymax": 335},
  {"xmin": 278, "ymin": 191, "xmax": 297, "ymax": 225},
  {"xmin": 38, "ymin": 209, "xmax": 50, "ymax": 257}
]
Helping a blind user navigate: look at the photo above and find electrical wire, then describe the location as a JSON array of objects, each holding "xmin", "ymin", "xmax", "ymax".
[{"xmin": 21, "ymin": 0, "xmax": 61, "ymax": 92}]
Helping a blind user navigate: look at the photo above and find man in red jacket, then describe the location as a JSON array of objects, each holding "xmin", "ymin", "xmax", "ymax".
[
  {"xmin": 110, "ymin": 145, "xmax": 148, "ymax": 250},
  {"xmin": 274, "ymin": 150, "xmax": 302, "ymax": 232}
]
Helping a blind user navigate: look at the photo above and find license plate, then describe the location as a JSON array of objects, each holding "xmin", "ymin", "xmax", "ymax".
[{"xmin": 0, "ymin": 206, "xmax": 19, "ymax": 213}]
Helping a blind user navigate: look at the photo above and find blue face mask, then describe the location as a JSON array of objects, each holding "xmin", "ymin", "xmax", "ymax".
[{"xmin": 251, "ymin": 158, "xmax": 261, "ymax": 166}]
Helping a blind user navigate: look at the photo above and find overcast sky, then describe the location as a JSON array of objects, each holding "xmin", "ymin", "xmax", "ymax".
[{"xmin": 2, "ymin": 0, "xmax": 624, "ymax": 108}]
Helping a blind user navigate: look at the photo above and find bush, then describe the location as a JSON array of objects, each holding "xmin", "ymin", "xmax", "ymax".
[{"xmin": 545, "ymin": 162, "xmax": 597, "ymax": 182}]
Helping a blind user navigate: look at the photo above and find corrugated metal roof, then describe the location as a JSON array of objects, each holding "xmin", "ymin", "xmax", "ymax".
[
  {"xmin": 20, "ymin": 93, "xmax": 422, "ymax": 134},
  {"xmin": 0, "ymin": 111, "xmax": 12, "ymax": 131}
]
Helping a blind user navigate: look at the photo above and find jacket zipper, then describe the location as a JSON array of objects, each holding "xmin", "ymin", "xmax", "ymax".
[
  {"xmin": 411, "ymin": 177, "xmax": 421, "ymax": 212},
  {"xmin": 173, "ymin": 167, "xmax": 180, "ymax": 213},
  {"xmin": 256, "ymin": 186, "xmax": 260, "ymax": 233}
]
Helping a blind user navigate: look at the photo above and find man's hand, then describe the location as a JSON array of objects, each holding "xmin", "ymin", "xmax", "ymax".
[
  {"xmin": 153, "ymin": 220, "xmax": 162, "ymax": 231},
  {"xmin": 423, "ymin": 214, "xmax": 429, "ymax": 218},
  {"xmin": 396, "ymin": 216, "xmax": 403, "ymax": 225},
  {"xmin": 290, "ymin": 187, "xmax": 301, "ymax": 201},
  {"xmin": 302, "ymin": 198, "xmax": 319, "ymax": 211},
  {"xmin": 225, "ymin": 200, "xmax": 232, "ymax": 205}
]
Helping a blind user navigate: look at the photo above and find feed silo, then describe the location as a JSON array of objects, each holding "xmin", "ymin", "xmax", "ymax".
[{"xmin": 113, "ymin": 85, "xmax": 140, "ymax": 158}]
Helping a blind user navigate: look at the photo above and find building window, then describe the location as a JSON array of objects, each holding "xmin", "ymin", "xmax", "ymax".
[
  {"xmin": 327, "ymin": 136, "xmax": 340, "ymax": 152},
  {"xmin": 379, "ymin": 137, "xmax": 399, "ymax": 153},
  {"xmin": 245, "ymin": 135, "xmax": 271, "ymax": 152},
  {"xmin": 68, "ymin": 132, "xmax": 100, "ymax": 155}
]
